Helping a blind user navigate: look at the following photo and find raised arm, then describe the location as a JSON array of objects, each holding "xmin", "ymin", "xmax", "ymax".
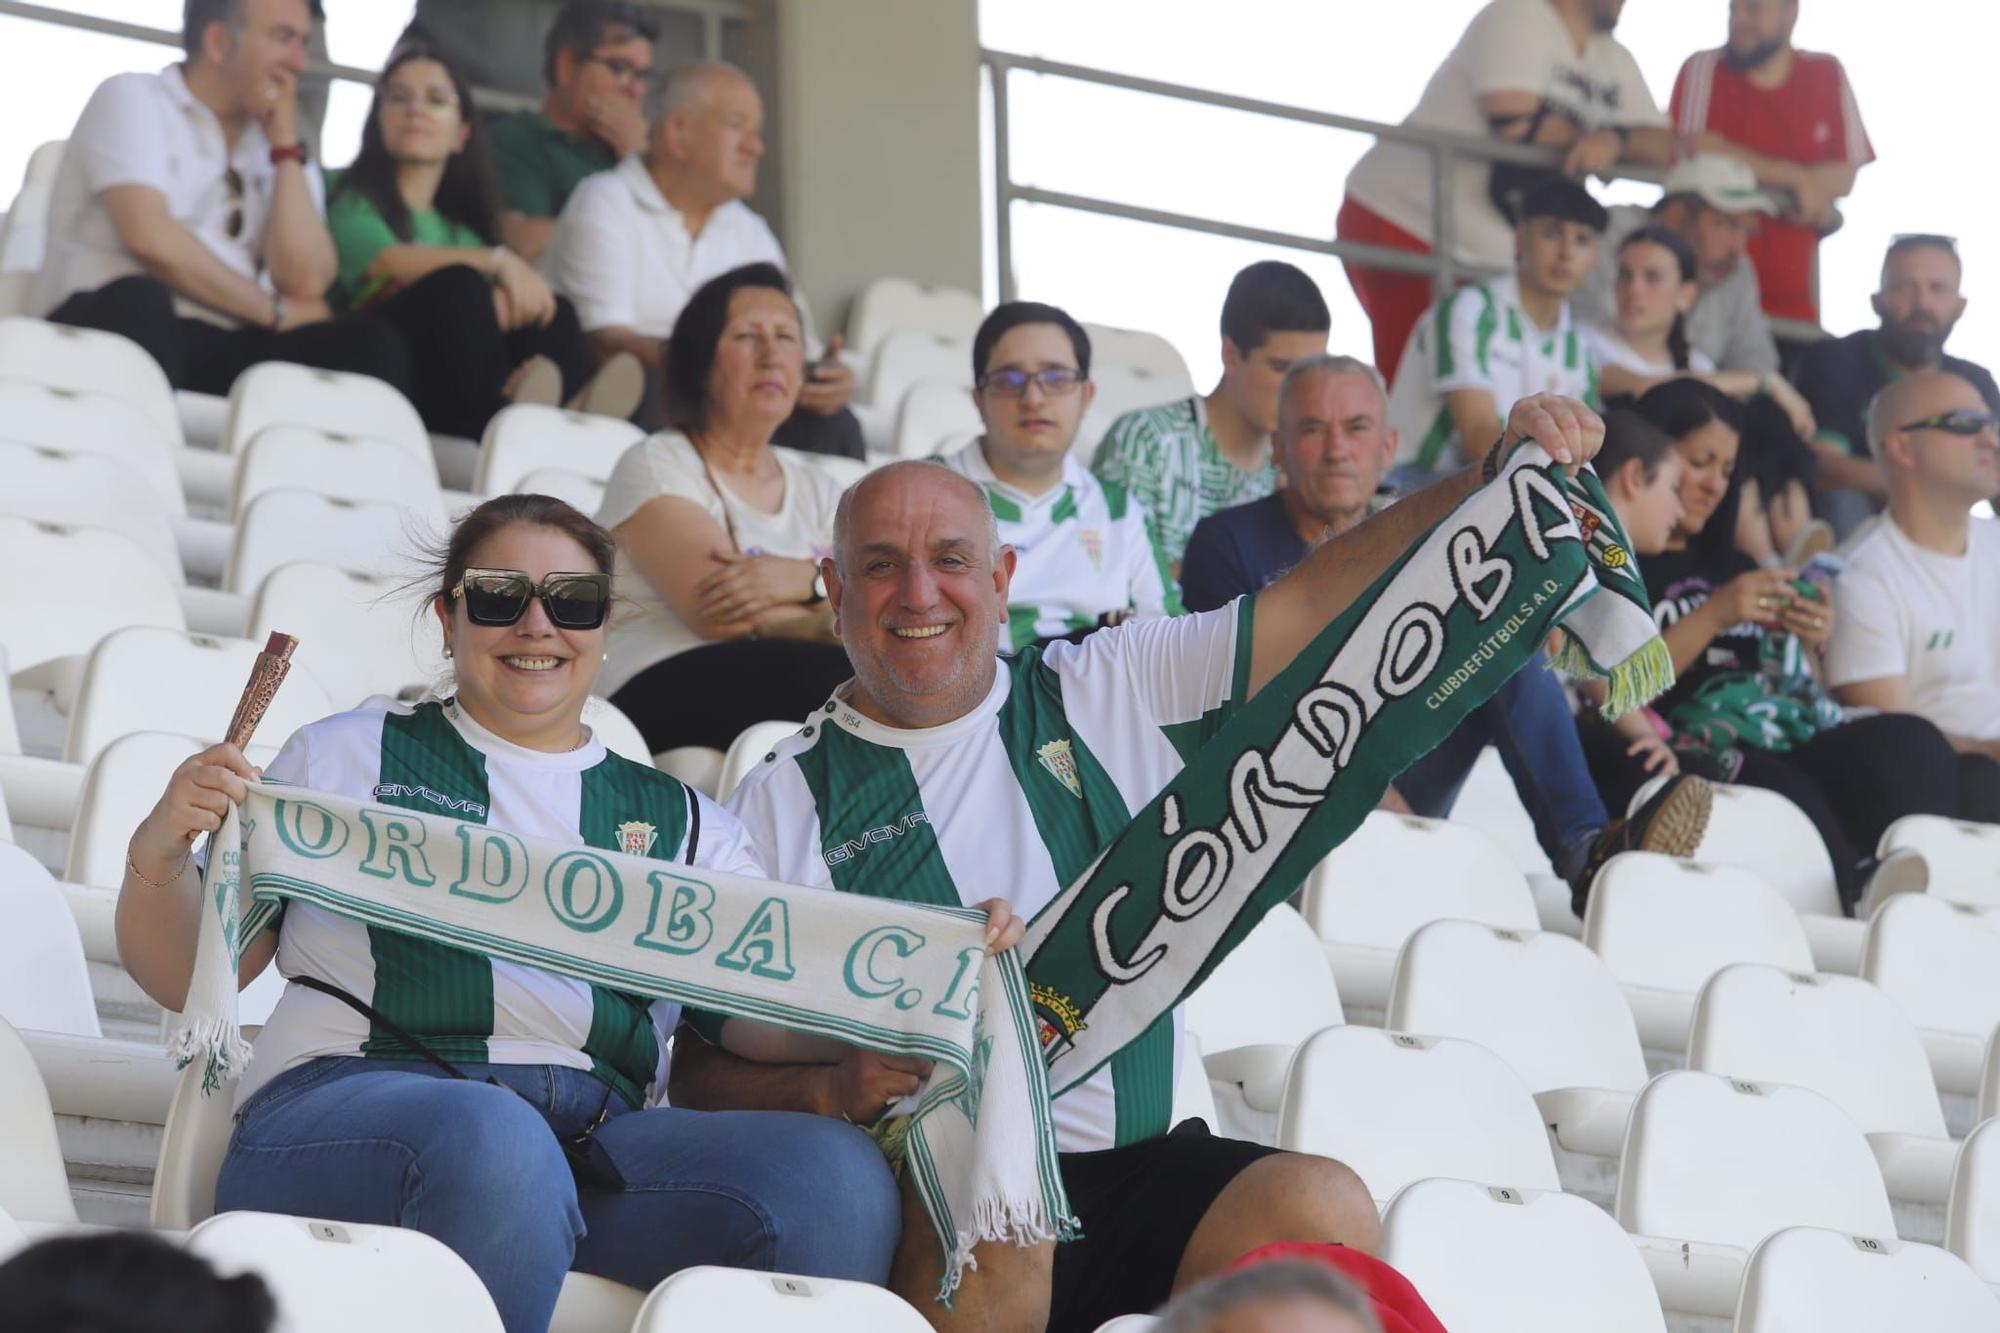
[{"xmin": 257, "ymin": 79, "xmax": 336, "ymax": 299}]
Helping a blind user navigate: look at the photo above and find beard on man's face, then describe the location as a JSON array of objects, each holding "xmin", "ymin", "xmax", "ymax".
[
  {"xmin": 1722, "ymin": 37, "xmax": 1785, "ymax": 71},
  {"xmin": 1880, "ymin": 314, "xmax": 1952, "ymax": 366}
]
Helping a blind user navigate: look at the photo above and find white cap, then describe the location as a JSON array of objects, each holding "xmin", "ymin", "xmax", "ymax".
[{"xmin": 1662, "ymin": 155, "xmax": 1779, "ymax": 216}]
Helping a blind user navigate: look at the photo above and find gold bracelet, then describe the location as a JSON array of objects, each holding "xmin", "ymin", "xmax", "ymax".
[{"xmin": 126, "ymin": 849, "xmax": 192, "ymax": 890}]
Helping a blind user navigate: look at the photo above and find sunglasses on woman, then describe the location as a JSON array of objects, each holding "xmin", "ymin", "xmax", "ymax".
[{"xmin": 450, "ymin": 569, "xmax": 611, "ymax": 629}]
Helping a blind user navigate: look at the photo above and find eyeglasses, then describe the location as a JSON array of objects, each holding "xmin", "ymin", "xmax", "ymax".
[
  {"xmin": 976, "ymin": 367, "xmax": 1086, "ymax": 398},
  {"xmin": 223, "ymin": 167, "xmax": 244, "ymax": 240},
  {"xmin": 383, "ymin": 88, "xmax": 460, "ymax": 112},
  {"xmin": 449, "ymin": 568, "xmax": 612, "ymax": 629},
  {"xmin": 1900, "ymin": 409, "xmax": 2000, "ymax": 437},
  {"xmin": 584, "ymin": 53, "xmax": 652, "ymax": 87}
]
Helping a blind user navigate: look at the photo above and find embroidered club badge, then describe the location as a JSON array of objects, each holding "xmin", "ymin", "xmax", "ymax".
[
  {"xmin": 1079, "ymin": 528, "xmax": 1104, "ymax": 569},
  {"xmin": 1036, "ymin": 739, "xmax": 1082, "ymax": 798},
  {"xmin": 617, "ymin": 821, "xmax": 658, "ymax": 857}
]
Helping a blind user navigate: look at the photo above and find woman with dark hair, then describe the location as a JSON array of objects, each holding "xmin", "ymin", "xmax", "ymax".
[
  {"xmin": 597, "ymin": 263, "xmax": 855, "ymax": 752},
  {"xmin": 1581, "ymin": 380, "xmax": 1987, "ymax": 911},
  {"xmin": 327, "ymin": 44, "xmax": 641, "ymax": 436},
  {"xmin": 116, "ymin": 494, "xmax": 903, "ymax": 1333}
]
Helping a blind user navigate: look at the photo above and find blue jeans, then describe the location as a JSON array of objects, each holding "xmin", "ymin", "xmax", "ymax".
[
  {"xmin": 216, "ymin": 1057, "xmax": 901, "ymax": 1333},
  {"xmin": 1394, "ymin": 658, "xmax": 1608, "ymax": 875}
]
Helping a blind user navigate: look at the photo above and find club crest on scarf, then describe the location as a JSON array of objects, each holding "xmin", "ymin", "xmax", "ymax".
[
  {"xmin": 1036, "ymin": 739, "xmax": 1083, "ymax": 799},
  {"xmin": 1030, "ymin": 982, "xmax": 1087, "ymax": 1056},
  {"xmin": 617, "ymin": 820, "xmax": 658, "ymax": 857}
]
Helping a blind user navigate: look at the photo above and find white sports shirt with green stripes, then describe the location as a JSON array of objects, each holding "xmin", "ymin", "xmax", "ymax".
[
  {"xmin": 942, "ymin": 441, "xmax": 1183, "ymax": 651},
  {"xmin": 240, "ymin": 698, "xmax": 763, "ymax": 1106},
  {"xmin": 726, "ymin": 601, "xmax": 1255, "ymax": 1154},
  {"xmin": 1387, "ymin": 272, "xmax": 1600, "ymax": 474}
]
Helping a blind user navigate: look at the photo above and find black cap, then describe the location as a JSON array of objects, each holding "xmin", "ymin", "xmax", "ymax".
[{"xmin": 1514, "ymin": 176, "xmax": 1610, "ymax": 233}]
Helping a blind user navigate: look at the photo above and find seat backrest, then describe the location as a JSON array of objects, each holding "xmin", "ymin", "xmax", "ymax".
[
  {"xmin": 1184, "ymin": 904, "xmax": 1344, "ymax": 1054},
  {"xmin": 0, "ymin": 514, "xmax": 185, "ymax": 673},
  {"xmin": 1585, "ymin": 852, "xmax": 1815, "ymax": 996},
  {"xmin": 1173, "ymin": 1029, "xmax": 1219, "ymax": 1127},
  {"xmin": 1735, "ymin": 1226, "xmax": 2000, "ymax": 1331},
  {"xmin": 0, "ymin": 1015, "xmax": 78, "ymax": 1223},
  {"xmin": 0, "ymin": 381, "xmax": 184, "ymax": 513},
  {"xmin": 64, "ymin": 731, "xmax": 213, "ymax": 889},
  {"xmin": 0, "ymin": 842, "xmax": 100, "ymax": 1037},
  {"xmin": 188, "ymin": 1211, "xmax": 504, "ymax": 1332},
  {"xmin": 1862, "ymin": 892, "xmax": 2000, "ymax": 1040},
  {"xmin": 1387, "ymin": 919, "xmax": 1647, "ymax": 1095},
  {"xmin": 0, "ymin": 141, "xmax": 64, "ymax": 272},
  {"xmin": 864, "ymin": 329, "xmax": 970, "ymax": 406},
  {"xmin": 0, "ymin": 442, "xmax": 183, "ymax": 580},
  {"xmin": 474, "ymin": 404, "xmax": 644, "ymax": 496},
  {"xmin": 221, "ymin": 361, "xmax": 428, "ymax": 460},
  {"xmin": 0, "ymin": 316, "xmax": 181, "ymax": 446},
  {"xmin": 151, "ymin": 1044, "xmax": 237, "ymax": 1229},
  {"xmin": 1302, "ymin": 813, "xmax": 1539, "ymax": 954},
  {"xmin": 890, "ymin": 379, "xmax": 982, "ymax": 459},
  {"xmin": 230, "ymin": 424, "xmax": 443, "ymax": 520},
  {"xmin": 583, "ymin": 696, "xmax": 654, "ymax": 768},
  {"xmin": 718, "ymin": 720, "xmax": 806, "ymax": 800},
  {"xmin": 1382, "ymin": 1178, "xmax": 1667, "ymax": 1333},
  {"xmin": 1681, "ymin": 780, "xmax": 1843, "ymax": 918},
  {"xmin": 1878, "ymin": 814, "xmax": 2000, "ymax": 909},
  {"xmin": 247, "ymin": 563, "xmax": 442, "ymax": 711},
  {"xmin": 1688, "ymin": 963, "xmax": 1946, "ymax": 1138},
  {"xmin": 1079, "ymin": 322, "xmax": 1195, "ymax": 392},
  {"xmin": 632, "ymin": 1264, "xmax": 932, "ymax": 1332},
  {"xmin": 1982, "ymin": 1026, "xmax": 2000, "ymax": 1125},
  {"xmin": 1276, "ymin": 1026, "xmax": 1560, "ymax": 1203},
  {"xmin": 846, "ymin": 277, "xmax": 983, "ymax": 357},
  {"xmin": 1089, "ymin": 363, "xmax": 1191, "ymax": 425},
  {"xmin": 512, "ymin": 466, "xmax": 607, "ymax": 515},
  {"xmin": 1947, "ymin": 1117, "xmax": 2000, "ymax": 1283},
  {"xmin": 655, "ymin": 746, "xmax": 723, "ymax": 798},
  {"xmin": 226, "ymin": 488, "xmax": 442, "ymax": 594},
  {"xmin": 64, "ymin": 627, "xmax": 335, "ymax": 766},
  {"xmin": 1613, "ymin": 1070, "xmax": 1895, "ymax": 1250}
]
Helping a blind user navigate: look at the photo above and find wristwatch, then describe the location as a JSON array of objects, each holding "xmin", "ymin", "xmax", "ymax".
[
  {"xmin": 269, "ymin": 294, "xmax": 287, "ymax": 331},
  {"xmin": 269, "ymin": 142, "xmax": 306, "ymax": 166},
  {"xmin": 805, "ymin": 568, "xmax": 828, "ymax": 606}
]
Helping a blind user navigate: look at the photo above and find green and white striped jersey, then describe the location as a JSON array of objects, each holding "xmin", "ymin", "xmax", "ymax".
[
  {"xmin": 942, "ymin": 442, "xmax": 1183, "ymax": 651},
  {"xmin": 726, "ymin": 602, "xmax": 1255, "ymax": 1153},
  {"xmin": 1388, "ymin": 273, "xmax": 1601, "ymax": 474},
  {"xmin": 1091, "ymin": 396, "xmax": 1277, "ymax": 567},
  {"xmin": 242, "ymin": 698, "xmax": 763, "ymax": 1106}
]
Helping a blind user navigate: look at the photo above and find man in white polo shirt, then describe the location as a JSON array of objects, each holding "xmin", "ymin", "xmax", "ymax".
[
  {"xmin": 546, "ymin": 59, "xmax": 861, "ymax": 456},
  {"xmin": 36, "ymin": 0, "xmax": 410, "ymax": 397},
  {"xmin": 944, "ymin": 302, "xmax": 1181, "ymax": 652},
  {"xmin": 1827, "ymin": 371, "xmax": 2000, "ymax": 807}
]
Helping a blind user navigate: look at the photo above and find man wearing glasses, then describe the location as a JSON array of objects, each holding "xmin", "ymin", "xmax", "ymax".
[
  {"xmin": 488, "ymin": 0, "xmax": 659, "ymax": 263},
  {"xmin": 1792, "ymin": 235, "xmax": 2000, "ymax": 537},
  {"xmin": 1825, "ymin": 371, "xmax": 2000, "ymax": 800},
  {"xmin": 35, "ymin": 0, "xmax": 409, "ymax": 397},
  {"xmin": 943, "ymin": 302, "xmax": 1182, "ymax": 652}
]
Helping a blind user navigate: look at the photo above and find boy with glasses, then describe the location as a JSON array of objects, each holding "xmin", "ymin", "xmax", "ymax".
[{"xmin": 943, "ymin": 302, "xmax": 1182, "ymax": 652}]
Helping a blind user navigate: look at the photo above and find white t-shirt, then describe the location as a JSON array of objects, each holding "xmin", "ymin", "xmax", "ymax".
[
  {"xmin": 1823, "ymin": 515, "xmax": 2000, "ymax": 741},
  {"xmin": 545, "ymin": 155, "xmax": 787, "ymax": 337},
  {"xmin": 36, "ymin": 65, "xmax": 326, "ymax": 322},
  {"xmin": 726, "ymin": 604, "xmax": 1253, "ymax": 1153},
  {"xmin": 1343, "ymin": 0, "xmax": 1663, "ymax": 267},
  {"xmin": 243, "ymin": 697, "xmax": 765, "ymax": 1104},
  {"xmin": 1581, "ymin": 325, "xmax": 1717, "ymax": 378},
  {"xmin": 595, "ymin": 433, "xmax": 844, "ymax": 694}
]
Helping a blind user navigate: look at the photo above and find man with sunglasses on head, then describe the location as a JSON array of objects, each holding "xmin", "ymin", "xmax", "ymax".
[
  {"xmin": 487, "ymin": 0, "xmax": 659, "ymax": 264},
  {"xmin": 35, "ymin": 0, "xmax": 410, "ymax": 398},
  {"xmin": 1792, "ymin": 235, "xmax": 2000, "ymax": 538},
  {"xmin": 944, "ymin": 302, "xmax": 1182, "ymax": 652},
  {"xmin": 1824, "ymin": 372, "xmax": 2000, "ymax": 805}
]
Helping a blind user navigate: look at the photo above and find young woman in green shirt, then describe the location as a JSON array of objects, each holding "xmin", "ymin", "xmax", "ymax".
[{"xmin": 327, "ymin": 44, "xmax": 640, "ymax": 437}]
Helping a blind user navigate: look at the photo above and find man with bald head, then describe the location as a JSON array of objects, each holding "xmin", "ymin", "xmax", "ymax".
[
  {"xmin": 669, "ymin": 393, "xmax": 1608, "ymax": 1330},
  {"xmin": 547, "ymin": 58, "xmax": 860, "ymax": 453},
  {"xmin": 1825, "ymin": 372, "xmax": 2000, "ymax": 795}
]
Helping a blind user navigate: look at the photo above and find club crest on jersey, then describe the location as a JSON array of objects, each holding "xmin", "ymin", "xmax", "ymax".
[
  {"xmin": 1079, "ymin": 528, "xmax": 1104, "ymax": 569},
  {"xmin": 1037, "ymin": 739, "xmax": 1082, "ymax": 798},
  {"xmin": 1030, "ymin": 983, "xmax": 1086, "ymax": 1056},
  {"xmin": 617, "ymin": 820, "xmax": 658, "ymax": 857}
]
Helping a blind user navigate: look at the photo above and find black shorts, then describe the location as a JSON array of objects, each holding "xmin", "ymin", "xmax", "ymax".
[{"xmin": 1047, "ymin": 1118, "xmax": 1280, "ymax": 1333}]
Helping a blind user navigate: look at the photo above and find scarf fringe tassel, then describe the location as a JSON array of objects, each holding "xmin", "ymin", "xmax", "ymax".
[{"xmin": 1556, "ymin": 631, "xmax": 1674, "ymax": 720}]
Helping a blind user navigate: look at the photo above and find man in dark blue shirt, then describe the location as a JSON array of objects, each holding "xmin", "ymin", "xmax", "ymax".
[{"xmin": 1181, "ymin": 353, "xmax": 1711, "ymax": 913}]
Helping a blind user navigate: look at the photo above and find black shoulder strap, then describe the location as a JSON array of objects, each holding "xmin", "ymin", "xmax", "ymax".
[{"xmin": 290, "ymin": 974, "xmax": 470, "ymax": 1080}]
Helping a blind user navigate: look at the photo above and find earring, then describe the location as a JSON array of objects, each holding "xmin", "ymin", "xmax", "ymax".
[{"xmin": 443, "ymin": 646, "xmax": 454, "ymax": 659}]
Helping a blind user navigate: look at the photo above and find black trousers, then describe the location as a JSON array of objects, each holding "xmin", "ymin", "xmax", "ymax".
[
  {"xmin": 49, "ymin": 274, "xmax": 412, "ymax": 399},
  {"xmin": 369, "ymin": 264, "xmax": 591, "ymax": 438},
  {"xmin": 610, "ymin": 639, "xmax": 854, "ymax": 753}
]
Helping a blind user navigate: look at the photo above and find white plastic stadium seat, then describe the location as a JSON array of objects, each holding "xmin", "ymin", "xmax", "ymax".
[
  {"xmin": 1657, "ymin": 777, "xmax": 1844, "ymax": 917},
  {"xmin": 0, "ymin": 515, "xmax": 185, "ymax": 675},
  {"xmin": 229, "ymin": 424, "xmax": 444, "ymax": 520},
  {"xmin": 0, "ymin": 140, "xmax": 64, "ymax": 273},
  {"xmin": 0, "ymin": 316, "xmax": 183, "ymax": 447},
  {"xmin": 225, "ymin": 488, "xmax": 441, "ymax": 595},
  {"xmin": 247, "ymin": 563, "xmax": 442, "ymax": 711},
  {"xmin": 654, "ymin": 746, "xmax": 724, "ymax": 798},
  {"xmin": 474, "ymin": 404, "xmax": 645, "ymax": 497},
  {"xmin": 865, "ymin": 328, "xmax": 971, "ymax": 408},
  {"xmin": 0, "ymin": 841, "xmax": 100, "ymax": 1037},
  {"xmin": 63, "ymin": 627, "xmax": 335, "ymax": 766},
  {"xmin": 1299, "ymin": 812, "xmax": 1538, "ymax": 1012},
  {"xmin": 1080, "ymin": 322, "xmax": 1195, "ymax": 392},
  {"xmin": 1185, "ymin": 904, "xmax": 1343, "ymax": 1122},
  {"xmin": 63, "ymin": 731, "xmax": 213, "ymax": 890},
  {"xmin": 1088, "ymin": 363, "xmax": 1186, "ymax": 424},
  {"xmin": 890, "ymin": 379, "xmax": 982, "ymax": 460},
  {"xmin": 0, "ymin": 1015, "xmax": 79, "ymax": 1223},
  {"xmin": 221, "ymin": 361, "xmax": 429, "ymax": 461},
  {"xmin": 1863, "ymin": 893, "xmax": 2000, "ymax": 1096},
  {"xmin": 1947, "ymin": 1117, "xmax": 2000, "ymax": 1284},
  {"xmin": 1381, "ymin": 1177, "xmax": 1667, "ymax": 1333},
  {"xmin": 1090, "ymin": 1319, "xmax": 1157, "ymax": 1333},
  {"xmin": 1387, "ymin": 919, "xmax": 1647, "ymax": 1159},
  {"xmin": 718, "ymin": 720, "xmax": 805, "ymax": 800},
  {"xmin": 1688, "ymin": 963, "xmax": 1956, "ymax": 1203},
  {"xmin": 583, "ymin": 696, "xmax": 653, "ymax": 768},
  {"xmin": 514, "ymin": 467, "xmax": 607, "ymax": 514},
  {"xmin": 187, "ymin": 1211, "xmax": 504, "ymax": 1332},
  {"xmin": 0, "ymin": 442, "xmax": 183, "ymax": 579},
  {"xmin": 632, "ymin": 1264, "xmax": 932, "ymax": 1332},
  {"xmin": 1614, "ymin": 1070, "xmax": 1896, "ymax": 1319},
  {"xmin": 1734, "ymin": 1225, "xmax": 2000, "ymax": 1331},
  {"xmin": 1879, "ymin": 814, "xmax": 2000, "ymax": 909},
  {"xmin": 845, "ymin": 277, "xmax": 983, "ymax": 357},
  {"xmin": 1276, "ymin": 1026, "xmax": 1559, "ymax": 1204},
  {"xmin": 1583, "ymin": 852, "xmax": 1814, "ymax": 1051},
  {"xmin": 0, "ymin": 380, "xmax": 185, "ymax": 513}
]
